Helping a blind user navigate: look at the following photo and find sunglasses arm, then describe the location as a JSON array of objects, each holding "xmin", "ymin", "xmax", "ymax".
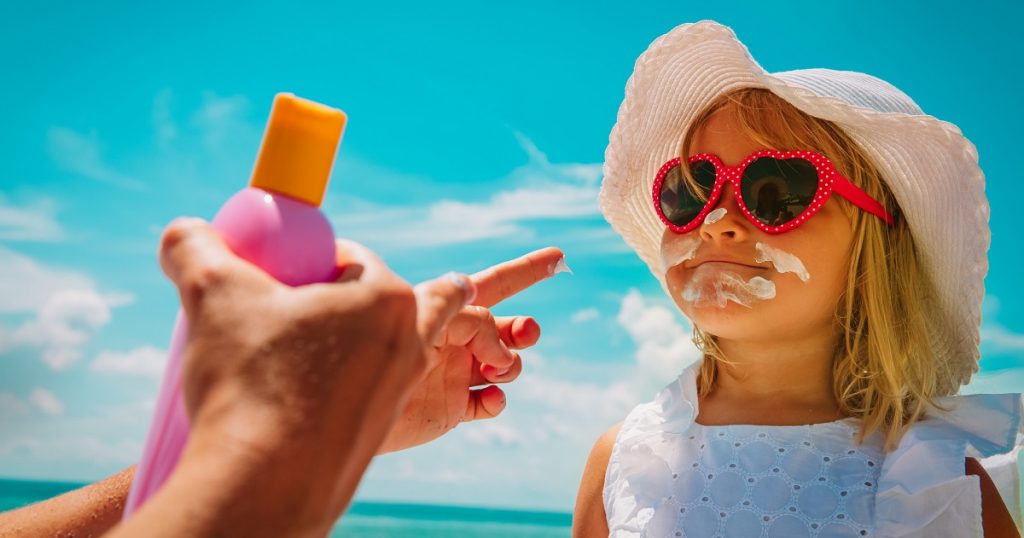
[{"xmin": 832, "ymin": 177, "xmax": 895, "ymax": 225}]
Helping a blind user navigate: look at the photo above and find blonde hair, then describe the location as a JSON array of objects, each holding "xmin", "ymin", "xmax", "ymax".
[{"xmin": 681, "ymin": 88, "xmax": 947, "ymax": 449}]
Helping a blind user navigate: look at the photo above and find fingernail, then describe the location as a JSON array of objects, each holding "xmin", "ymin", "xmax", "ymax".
[
  {"xmin": 550, "ymin": 256, "xmax": 573, "ymax": 276},
  {"xmin": 446, "ymin": 272, "xmax": 477, "ymax": 305},
  {"xmin": 496, "ymin": 367, "xmax": 510, "ymax": 377},
  {"xmin": 337, "ymin": 263, "xmax": 365, "ymax": 281}
]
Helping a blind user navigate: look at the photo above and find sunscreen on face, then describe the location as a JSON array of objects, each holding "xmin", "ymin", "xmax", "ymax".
[
  {"xmin": 755, "ymin": 242, "xmax": 810, "ymax": 282},
  {"xmin": 681, "ymin": 266, "xmax": 777, "ymax": 308}
]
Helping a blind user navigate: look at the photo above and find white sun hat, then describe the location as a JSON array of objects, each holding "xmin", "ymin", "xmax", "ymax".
[{"xmin": 599, "ymin": 20, "xmax": 989, "ymax": 395}]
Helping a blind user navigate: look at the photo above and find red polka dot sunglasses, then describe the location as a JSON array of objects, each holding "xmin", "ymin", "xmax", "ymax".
[{"xmin": 652, "ymin": 149, "xmax": 896, "ymax": 234}]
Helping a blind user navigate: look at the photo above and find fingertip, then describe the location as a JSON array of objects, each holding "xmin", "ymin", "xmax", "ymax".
[
  {"xmin": 480, "ymin": 363, "xmax": 510, "ymax": 382},
  {"xmin": 541, "ymin": 246, "xmax": 565, "ymax": 259},
  {"xmin": 335, "ymin": 263, "xmax": 365, "ymax": 283},
  {"xmin": 536, "ymin": 246, "xmax": 567, "ymax": 270},
  {"xmin": 496, "ymin": 342, "xmax": 516, "ymax": 369},
  {"xmin": 514, "ymin": 317, "xmax": 541, "ymax": 346},
  {"xmin": 158, "ymin": 217, "xmax": 218, "ymax": 282},
  {"xmin": 481, "ymin": 385, "xmax": 506, "ymax": 415},
  {"xmin": 159, "ymin": 217, "xmax": 208, "ymax": 254}
]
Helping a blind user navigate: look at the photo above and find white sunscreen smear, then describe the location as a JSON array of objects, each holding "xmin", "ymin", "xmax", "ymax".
[
  {"xmin": 551, "ymin": 256, "xmax": 573, "ymax": 275},
  {"xmin": 660, "ymin": 235, "xmax": 701, "ymax": 273},
  {"xmin": 703, "ymin": 207, "xmax": 727, "ymax": 225},
  {"xmin": 754, "ymin": 242, "xmax": 810, "ymax": 282},
  {"xmin": 681, "ymin": 265, "xmax": 777, "ymax": 308}
]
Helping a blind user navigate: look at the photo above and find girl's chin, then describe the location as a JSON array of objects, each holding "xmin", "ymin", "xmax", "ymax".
[{"xmin": 679, "ymin": 300, "xmax": 775, "ymax": 331}]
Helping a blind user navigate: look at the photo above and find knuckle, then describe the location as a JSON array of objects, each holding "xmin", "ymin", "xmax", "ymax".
[
  {"xmin": 180, "ymin": 259, "xmax": 230, "ymax": 305},
  {"xmin": 424, "ymin": 291, "xmax": 450, "ymax": 315},
  {"xmin": 370, "ymin": 283, "xmax": 419, "ymax": 337},
  {"xmin": 382, "ymin": 283, "xmax": 417, "ymax": 313},
  {"xmin": 468, "ymin": 305, "xmax": 492, "ymax": 322}
]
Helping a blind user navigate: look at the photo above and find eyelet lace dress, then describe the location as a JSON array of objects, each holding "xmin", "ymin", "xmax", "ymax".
[{"xmin": 603, "ymin": 360, "xmax": 1023, "ymax": 537}]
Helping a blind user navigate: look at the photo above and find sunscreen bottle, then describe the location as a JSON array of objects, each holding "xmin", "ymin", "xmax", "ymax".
[{"xmin": 124, "ymin": 93, "xmax": 346, "ymax": 515}]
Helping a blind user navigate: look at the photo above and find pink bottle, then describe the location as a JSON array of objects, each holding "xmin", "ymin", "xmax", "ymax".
[{"xmin": 124, "ymin": 93, "xmax": 347, "ymax": 515}]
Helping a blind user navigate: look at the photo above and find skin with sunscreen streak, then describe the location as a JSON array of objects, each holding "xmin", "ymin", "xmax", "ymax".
[
  {"xmin": 681, "ymin": 265, "xmax": 776, "ymax": 308},
  {"xmin": 754, "ymin": 242, "xmax": 811, "ymax": 282},
  {"xmin": 660, "ymin": 235, "xmax": 701, "ymax": 273},
  {"xmin": 703, "ymin": 207, "xmax": 728, "ymax": 225}
]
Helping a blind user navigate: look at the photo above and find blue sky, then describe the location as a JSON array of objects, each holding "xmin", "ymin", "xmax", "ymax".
[{"xmin": 1, "ymin": 0, "xmax": 1022, "ymax": 512}]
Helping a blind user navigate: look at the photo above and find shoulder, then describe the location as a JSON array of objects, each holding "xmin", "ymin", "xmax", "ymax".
[
  {"xmin": 573, "ymin": 423, "xmax": 622, "ymax": 537},
  {"xmin": 592, "ymin": 423, "xmax": 622, "ymax": 458},
  {"xmin": 965, "ymin": 458, "xmax": 1020, "ymax": 538},
  {"xmin": 580, "ymin": 423, "xmax": 622, "ymax": 488}
]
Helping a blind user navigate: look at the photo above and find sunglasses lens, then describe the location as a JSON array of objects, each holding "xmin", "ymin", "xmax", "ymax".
[
  {"xmin": 658, "ymin": 161, "xmax": 716, "ymax": 226},
  {"xmin": 740, "ymin": 157, "xmax": 819, "ymax": 227}
]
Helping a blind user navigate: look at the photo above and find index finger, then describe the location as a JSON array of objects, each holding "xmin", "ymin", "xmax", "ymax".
[{"xmin": 470, "ymin": 247, "xmax": 567, "ymax": 308}]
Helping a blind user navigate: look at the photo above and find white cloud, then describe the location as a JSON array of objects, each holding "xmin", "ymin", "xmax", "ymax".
[
  {"xmin": 3, "ymin": 289, "xmax": 114, "ymax": 369},
  {"xmin": 29, "ymin": 388, "xmax": 63, "ymax": 416},
  {"xmin": 505, "ymin": 290, "xmax": 698, "ymax": 447},
  {"xmin": 91, "ymin": 346, "xmax": 166, "ymax": 377},
  {"xmin": 570, "ymin": 307, "xmax": 599, "ymax": 323},
  {"xmin": 339, "ymin": 289, "xmax": 701, "ymax": 510},
  {"xmin": 505, "ymin": 290, "xmax": 697, "ymax": 441},
  {"xmin": 0, "ymin": 246, "xmax": 96, "ymax": 313},
  {"xmin": 978, "ymin": 294, "xmax": 1024, "ymax": 353},
  {"xmin": 0, "ymin": 395, "xmax": 155, "ymax": 480},
  {"xmin": 462, "ymin": 420, "xmax": 525, "ymax": 448},
  {"xmin": 0, "ymin": 246, "xmax": 133, "ymax": 369},
  {"xmin": 982, "ymin": 324, "xmax": 1024, "ymax": 353},
  {"xmin": 0, "ymin": 434, "xmax": 143, "ymax": 476},
  {"xmin": 329, "ymin": 134, "xmax": 604, "ymax": 249},
  {"xmin": 514, "ymin": 371, "xmax": 636, "ymax": 428},
  {"xmin": 46, "ymin": 127, "xmax": 144, "ymax": 190},
  {"xmin": 617, "ymin": 289, "xmax": 702, "ymax": 388},
  {"xmin": 0, "ymin": 194, "xmax": 64, "ymax": 242},
  {"xmin": 962, "ymin": 368, "xmax": 1024, "ymax": 395},
  {"xmin": 0, "ymin": 392, "xmax": 29, "ymax": 419},
  {"xmin": 189, "ymin": 92, "xmax": 254, "ymax": 152}
]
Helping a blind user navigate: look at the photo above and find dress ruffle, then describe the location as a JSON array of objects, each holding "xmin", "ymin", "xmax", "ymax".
[
  {"xmin": 874, "ymin": 393, "xmax": 1024, "ymax": 537},
  {"xmin": 605, "ymin": 371, "xmax": 693, "ymax": 537}
]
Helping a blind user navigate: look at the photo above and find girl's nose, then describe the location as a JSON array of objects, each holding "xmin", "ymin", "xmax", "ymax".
[{"xmin": 699, "ymin": 183, "xmax": 751, "ymax": 244}]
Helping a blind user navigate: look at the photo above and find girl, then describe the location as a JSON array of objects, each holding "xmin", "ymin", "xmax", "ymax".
[{"xmin": 574, "ymin": 21, "xmax": 1022, "ymax": 537}]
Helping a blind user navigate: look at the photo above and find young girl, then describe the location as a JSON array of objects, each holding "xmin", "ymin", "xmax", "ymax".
[{"xmin": 574, "ymin": 21, "xmax": 1023, "ymax": 537}]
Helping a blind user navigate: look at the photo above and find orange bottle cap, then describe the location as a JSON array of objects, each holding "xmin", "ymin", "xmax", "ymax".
[{"xmin": 250, "ymin": 93, "xmax": 347, "ymax": 207}]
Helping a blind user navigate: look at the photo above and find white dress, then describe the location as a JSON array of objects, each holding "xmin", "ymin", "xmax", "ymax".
[{"xmin": 603, "ymin": 360, "xmax": 1023, "ymax": 537}]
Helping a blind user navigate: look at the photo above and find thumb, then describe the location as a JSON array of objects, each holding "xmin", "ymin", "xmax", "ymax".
[
  {"xmin": 413, "ymin": 272, "xmax": 477, "ymax": 347},
  {"xmin": 158, "ymin": 217, "xmax": 268, "ymax": 315}
]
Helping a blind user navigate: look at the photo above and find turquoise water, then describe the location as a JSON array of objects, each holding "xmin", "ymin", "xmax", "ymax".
[{"xmin": 0, "ymin": 478, "xmax": 572, "ymax": 537}]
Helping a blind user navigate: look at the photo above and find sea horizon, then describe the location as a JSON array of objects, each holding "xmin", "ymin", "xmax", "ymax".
[{"xmin": 0, "ymin": 476, "xmax": 573, "ymax": 537}]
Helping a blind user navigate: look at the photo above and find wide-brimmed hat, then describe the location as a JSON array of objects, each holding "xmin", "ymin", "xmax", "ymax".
[{"xmin": 599, "ymin": 20, "xmax": 988, "ymax": 395}]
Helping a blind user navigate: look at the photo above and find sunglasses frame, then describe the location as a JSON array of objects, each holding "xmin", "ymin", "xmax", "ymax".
[{"xmin": 652, "ymin": 149, "xmax": 896, "ymax": 235}]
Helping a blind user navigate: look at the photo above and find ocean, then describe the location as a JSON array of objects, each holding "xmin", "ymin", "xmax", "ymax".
[{"xmin": 0, "ymin": 478, "xmax": 572, "ymax": 536}]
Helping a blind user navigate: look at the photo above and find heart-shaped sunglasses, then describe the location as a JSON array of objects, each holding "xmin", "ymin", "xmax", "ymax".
[{"xmin": 653, "ymin": 149, "xmax": 895, "ymax": 234}]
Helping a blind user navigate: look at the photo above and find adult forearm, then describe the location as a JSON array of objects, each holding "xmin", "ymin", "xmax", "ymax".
[
  {"xmin": 0, "ymin": 466, "xmax": 134, "ymax": 537},
  {"xmin": 106, "ymin": 418, "xmax": 330, "ymax": 537}
]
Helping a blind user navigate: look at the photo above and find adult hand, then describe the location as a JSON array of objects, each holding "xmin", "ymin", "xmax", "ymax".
[
  {"xmin": 378, "ymin": 247, "xmax": 566, "ymax": 454},
  {"xmin": 111, "ymin": 218, "xmax": 471, "ymax": 537}
]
